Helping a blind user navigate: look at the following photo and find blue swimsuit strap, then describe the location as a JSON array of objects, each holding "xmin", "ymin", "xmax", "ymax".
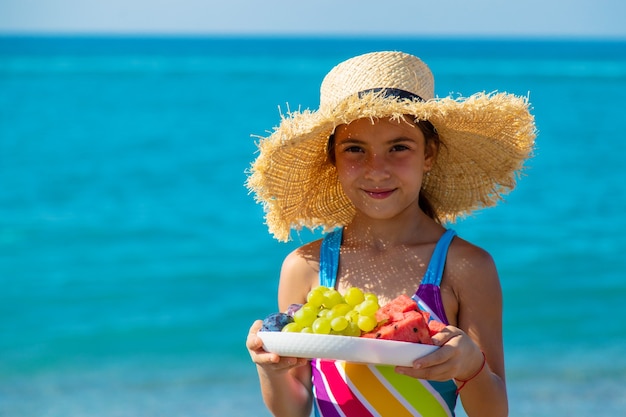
[
  {"xmin": 320, "ymin": 228, "xmax": 456, "ymax": 288},
  {"xmin": 319, "ymin": 228, "xmax": 342, "ymax": 288},
  {"xmin": 421, "ymin": 229, "xmax": 457, "ymax": 286}
]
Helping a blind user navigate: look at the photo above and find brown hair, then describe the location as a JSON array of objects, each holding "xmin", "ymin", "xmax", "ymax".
[{"xmin": 414, "ymin": 119, "xmax": 441, "ymax": 223}]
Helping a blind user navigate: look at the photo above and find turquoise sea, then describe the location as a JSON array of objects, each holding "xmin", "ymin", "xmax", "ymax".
[{"xmin": 1, "ymin": 36, "xmax": 625, "ymax": 416}]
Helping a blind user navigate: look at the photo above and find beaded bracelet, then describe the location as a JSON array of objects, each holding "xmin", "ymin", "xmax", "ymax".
[{"xmin": 455, "ymin": 351, "xmax": 487, "ymax": 394}]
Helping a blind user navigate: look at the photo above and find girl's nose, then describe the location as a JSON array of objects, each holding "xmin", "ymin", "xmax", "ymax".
[{"xmin": 364, "ymin": 153, "xmax": 390, "ymax": 181}]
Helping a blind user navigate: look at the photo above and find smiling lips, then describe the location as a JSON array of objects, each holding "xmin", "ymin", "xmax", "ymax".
[{"xmin": 364, "ymin": 188, "xmax": 396, "ymax": 199}]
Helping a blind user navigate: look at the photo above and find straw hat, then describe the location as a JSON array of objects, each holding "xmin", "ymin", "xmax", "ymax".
[{"xmin": 247, "ymin": 51, "xmax": 536, "ymax": 241}]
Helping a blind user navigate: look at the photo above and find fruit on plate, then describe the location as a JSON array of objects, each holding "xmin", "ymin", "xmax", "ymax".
[
  {"xmin": 260, "ymin": 288, "xmax": 447, "ymax": 343},
  {"xmin": 427, "ymin": 318, "xmax": 447, "ymax": 335},
  {"xmin": 261, "ymin": 312, "xmax": 294, "ymax": 331},
  {"xmin": 362, "ymin": 294, "xmax": 446, "ymax": 345},
  {"xmin": 259, "ymin": 286, "xmax": 380, "ymax": 336},
  {"xmin": 363, "ymin": 309, "xmax": 431, "ymax": 344}
]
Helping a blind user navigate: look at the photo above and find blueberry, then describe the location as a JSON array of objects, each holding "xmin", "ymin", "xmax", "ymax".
[{"xmin": 261, "ymin": 312, "xmax": 294, "ymax": 332}]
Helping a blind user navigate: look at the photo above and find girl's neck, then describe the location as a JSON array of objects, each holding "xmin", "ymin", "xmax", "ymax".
[{"xmin": 343, "ymin": 209, "xmax": 441, "ymax": 250}]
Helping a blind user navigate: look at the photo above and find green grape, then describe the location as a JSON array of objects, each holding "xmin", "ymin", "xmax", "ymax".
[
  {"xmin": 323, "ymin": 289, "xmax": 344, "ymax": 308},
  {"xmin": 344, "ymin": 321, "xmax": 362, "ymax": 337},
  {"xmin": 330, "ymin": 316, "xmax": 349, "ymax": 332},
  {"xmin": 305, "ymin": 301, "xmax": 320, "ymax": 310},
  {"xmin": 281, "ymin": 322, "xmax": 303, "ymax": 332},
  {"xmin": 276, "ymin": 286, "xmax": 385, "ymax": 337},
  {"xmin": 364, "ymin": 292, "xmax": 379, "ymax": 303},
  {"xmin": 307, "ymin": 288, "xmax": 325, "ymax": 307},
  {"xmin": 324, "ymin": 309, "xmax": 339, "ymax": 321},
  {"xmin": 331, "ymin": 303, "xmax": 352, "ymax": 316},
  {"xmin": 357, "ymin": 315, "xmax": 378, "ymax": 332},
  {"xmin": 293, "ymin": 305, "xmax": 318, "ymax": 327},
  {"xmin": 312, "ymin": 317, "xmax": 332, "ymax": 334},
  {"xmin": 344, "ymin": 287, "xmax": 365, "ymax": 306},
  {"xmin": 345, "ymin": 309, "xmax": 360, "ymax": 323},
  {"xmin": 357, "ymin": 299, "xmax": 379, "ymax": 317}
]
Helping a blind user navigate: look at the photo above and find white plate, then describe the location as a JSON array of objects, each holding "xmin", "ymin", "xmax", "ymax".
[{"xmin": 258, "ymin": 331, "xmax": 438, "ymax": 366}]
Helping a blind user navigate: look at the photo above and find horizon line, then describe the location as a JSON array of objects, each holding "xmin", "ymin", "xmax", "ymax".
[{"xmin": 1, "ymin": 31, "xmax": 626, "ymax": 42}]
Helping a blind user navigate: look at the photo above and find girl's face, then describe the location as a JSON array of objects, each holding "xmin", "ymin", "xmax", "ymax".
[{"xmin": 332, "ymin": 116, "xmax": 436, "ymax": 221}]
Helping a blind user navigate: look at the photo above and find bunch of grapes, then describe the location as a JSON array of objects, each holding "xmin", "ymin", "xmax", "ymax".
[{"xmin": 282, "ymin": 286, "xmax": 380, "ymax": 336}]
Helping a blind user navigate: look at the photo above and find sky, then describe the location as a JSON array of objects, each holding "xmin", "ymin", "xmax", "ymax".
[{"xmin": 0, "ymin": 0, "xmax": 625, "ymax": 39}]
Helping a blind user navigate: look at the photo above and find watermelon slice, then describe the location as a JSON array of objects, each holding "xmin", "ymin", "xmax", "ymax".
[
  {"xmin": 376, "ymin": 294, "xmax": 417, "ymax": 316},
  {"xmin": 427, "ymin": 319, "xmax": 447, "ymax": 336},
  {"xmin": 362, "ymin": 294, "xmax": 445, "ymax": 345},
  {"xmin": 363, "ymin": 310, "xmax": 431, "ymax": 344}
]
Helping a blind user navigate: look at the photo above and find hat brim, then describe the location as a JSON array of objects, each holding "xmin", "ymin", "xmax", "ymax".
[{"xmin": 247, "ymin": 91, "xmax": 536, "ymax": 241}]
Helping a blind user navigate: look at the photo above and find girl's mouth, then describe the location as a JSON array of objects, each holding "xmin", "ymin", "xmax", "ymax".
[{"xmin": 364, "ymin": 189, "xmax": 396, "ymax": 199}]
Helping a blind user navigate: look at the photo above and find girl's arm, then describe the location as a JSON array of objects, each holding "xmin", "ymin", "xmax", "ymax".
[
  {"xmin": 452, "ymin": 245, "xmax": 507, "ymax": 417},
  {"xmin": 397, "ymin": 242, "xmax": 508, "ymax": 417},
  {"xmin": 247, "ymin": 320, "xmax": 312, "ymax": 417},
  {"xmin": 456, "ymin": 246, "xmax": 508, "ymax": 417},
  {"xmin": 246, "ymin": 244, "xmax": 320, "ymax": 417}
]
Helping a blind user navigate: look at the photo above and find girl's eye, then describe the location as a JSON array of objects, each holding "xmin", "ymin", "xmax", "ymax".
[
  {"xmin": 344, "ymin": 145, "xmax": 364, "ymax": 153},
  {"xmin": 390, "ymin": 144, "xmax": 410, "ymax": 152}
]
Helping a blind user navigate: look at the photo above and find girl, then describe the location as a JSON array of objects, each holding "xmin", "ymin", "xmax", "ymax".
[{"xmin": 245, "ymin": 51, "xmax": 536, "ymax": 417}]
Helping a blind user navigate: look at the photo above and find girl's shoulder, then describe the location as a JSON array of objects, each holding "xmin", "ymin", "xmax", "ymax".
[
  {"xmin": 446, "ymin": 235, "xmax": 500, "ymax": 292},
  {"xmin": 449, "ymin": 235, "xmax": 495, "ymax": 268},
  {"xmin": 278, "ymin": 239, "xmax": 324, "ymax": 310},
  {"xmin": 282, "ymin": 238, "xmax": 323, "ymax": 269}
]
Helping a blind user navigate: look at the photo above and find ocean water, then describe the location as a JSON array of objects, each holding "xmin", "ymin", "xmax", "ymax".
[{"xmin": 1, "ymin": 36, "xmax": 625, "ymax": 416}]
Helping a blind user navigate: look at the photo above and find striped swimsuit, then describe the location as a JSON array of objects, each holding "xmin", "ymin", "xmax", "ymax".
[{"xmin": 312, "ymin": 228, "xmax": 458, "ymax": 417}]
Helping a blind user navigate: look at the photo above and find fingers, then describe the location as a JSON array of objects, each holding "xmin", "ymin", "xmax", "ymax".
[
  {"xmin": 251, "ymin": 319, "xmax": 263, "ymax": 332},
  {"xmin": 246, "ymin": 320, "xmax": 309, "ymax": 372},
  {"xmin": 397, "ymin": 345, "xmax": 451, "ymax": 380},
  {"xmin": 269, "ymin": 356, "xmax": 309, "ymax": 371},
  {"xmin": 246, "ymin": 320, "xmax": 265, "ymax": 351},
  {"xmin": 415, "ymin": 326, "xmax": 463, "ymax": 368},
  {"xmin": 395, "ymin": 326, "xmax": 473, "ymax": 381},
  {"xmin": 430, "ymin": 325, "xmax": 461, "ymax": 346}
]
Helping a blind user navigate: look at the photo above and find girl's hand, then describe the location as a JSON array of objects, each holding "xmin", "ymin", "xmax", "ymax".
[
  {"xmin": 246, "ymin": 320, "xmax": 309, "ymax": 374},
  {"xmin": 394, "ymin": 325, "xmax": 484, "ymax": 382}
]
